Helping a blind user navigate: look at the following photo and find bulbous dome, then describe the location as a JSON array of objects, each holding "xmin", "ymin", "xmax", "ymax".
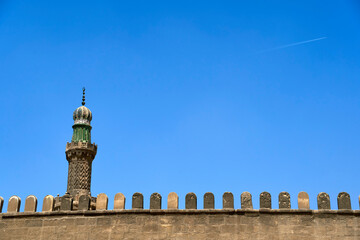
[{"xmin": 73, "ymin": 106, "xmax": 92, "ymax": 125}]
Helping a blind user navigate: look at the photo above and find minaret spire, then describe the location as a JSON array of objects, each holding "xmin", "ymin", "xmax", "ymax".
[{"xmin": 82, "ymin": 87, "xmax": 85, "ymax": 106}]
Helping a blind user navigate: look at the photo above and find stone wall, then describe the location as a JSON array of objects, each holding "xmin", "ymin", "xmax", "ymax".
[
  {"xmin": 1, "ymin": 191, "xmax": 359, "ymax": 239},
  {"xmin": 1, "ymin": 209, "xmax": 359, "ymax": 240}
]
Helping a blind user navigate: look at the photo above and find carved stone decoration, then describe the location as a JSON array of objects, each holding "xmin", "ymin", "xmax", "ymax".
[
  {"xmin": 0, "ymin": 197, "xmax": 3, "ymax": 213},
  {"xmin": 114, "ymin": 193, "xmax": 126, "ymax": 210},
  {"xmin": 96, "ymin": 193, "xmax": 108, "ymax": 210},
  {"xmin": 132, "ymin": 192, "xmax": 143, "ymax": 209},
  {"xmin": 78, "ymin": 195, "xmax": 91, "ymax": 210},
  {"xmin": 42, "ymin": 195, "xmax": 55, "ymax": 212},
  {"xmin": 65, "ymin": 142, "xmax": 97, "ymax": 197},
  {"xmin": 223, "ymin": 192, "xmax": 234, "ymax": 209},
  {"xmin": 150, "ymin": 193, "xmax": 162, "ymax": 209},
  {"xmin": 185, "ymin": 193, "xmax": 197, "ymax": 209},
  {"xmin": 7, "ymin": 196, "xmax": 21, "ymax": 213},
  {"xmin": 24, "ymin": 195, "xmax": 37, "ymax": 212},
  {"xmin": 241, "ymin": 192, "xmax": 253, "ymax": 209},
  {"xmin": 279, "ymin": 192, "xmax": 291, "ymax": 209},
  {"xmin": 168, "ymin": 192, "xmax": 179, "ymax": 209},
  {"xmin": 338, "ymin": 192, "xmax": 351, "ymax": 210},
  {"xmin": 260, "ymin": 192, "xmax": 271, "ymax": 209},
  {"xmin": 204, "ymin": 192, "xmax": 215, "ymax": 209},
  {"xmin": 317, "ymin": 192, "xmax": 330, "ymax": 210},
  {"xmin": 298, "ymin": 192, "xmax": 310, "ymax": 209}
]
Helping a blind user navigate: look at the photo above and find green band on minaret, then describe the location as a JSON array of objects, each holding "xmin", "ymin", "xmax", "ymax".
[{"xmin": 71, "ymin": 89, "xmax": 93, "ymax": 143}]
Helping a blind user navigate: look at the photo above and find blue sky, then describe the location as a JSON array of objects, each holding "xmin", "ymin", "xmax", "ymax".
[{"xmin": 1, "ymin": 1, "xmax": 360, "ymax": 211}]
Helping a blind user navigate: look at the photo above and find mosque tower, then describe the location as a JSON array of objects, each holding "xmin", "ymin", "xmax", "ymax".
[{"xmin": 65, "ymin": 88, "xmax": 97, "ymax": 197}]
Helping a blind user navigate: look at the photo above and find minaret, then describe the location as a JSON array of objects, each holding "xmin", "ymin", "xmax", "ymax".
[{"xmin": 65, "ymin": 88, "xmax": 97, "ymax": 197}]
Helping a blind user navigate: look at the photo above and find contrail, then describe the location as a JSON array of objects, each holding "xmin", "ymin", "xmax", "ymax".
[{"xmin": 258, "ymin": 37, "xmax": 327, "ymax": 53}]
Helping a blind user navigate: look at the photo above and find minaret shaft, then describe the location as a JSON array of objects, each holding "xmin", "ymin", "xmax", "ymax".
[{"xmin": 65, "ymin": 142, "xmax": 97, "ymax": 196}]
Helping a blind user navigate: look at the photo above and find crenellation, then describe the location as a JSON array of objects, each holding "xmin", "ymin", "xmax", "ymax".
[
  {"xmin": 96, "ymin": 193, "xmax": 108, "ymax": 210},
  {"xmin": 241, "ymin": 192, "xmax": 253, "ymax": 209},
  {"xmin": 260, "ymin": 191, "xmax": 271, "ymax": 209},
  {"xmin": 298, "ymin": 191, "xmax": 310, "ymax": 209},
  {"xmin": 279, "ymin": 192, "xmax": 291, "ymax": 209},
  {"xmin": 24, "ymin": 195, "xmax": 37, "ymax": 212},
  {"xmin": 60, "ymin": 193, "xmax": 73, "ymax": 211},
  {"xmin": 0, "ymin": 196, "xmax": 3, "ymax": 213},
  {"xmin": 167, "ymin": 192, "xmax": 179, "ymax": 209},
  {"xmin": 338, "ymin": 192, "xmax": 351, "ymax": 210},
  {"xmin": 204, "ymin": 192, "xmax": 215, "ymax": 209},
  {"xmin": 223, "ymin": 192, "xmax": 234, "ymax": 209},
  {"xmin": 1, "ymin": 192, "xmax": 360, "ymax": 213},
  {"xmin": 114, "ymin": 193, "xmax": 126, "ymax": 210},
  {"xmin": 317, "ymin": 192, "xmax": 331, "ymax": 210},
  {"xmin": 185, "ymin": 193, "xmax": 197, "ymax": 210},
  {"xmin": 42, "ymin": 195, "xmax": 55, "ymax": 212},
  {"xmin": 7, "ymin": 196, "xmax": 21, "ymax": 213},
  {"xmin": 78, "ymin": 195, "xmax": 91, "ymax": 210},
  {"xmin": 132, "ymin": 192, "xmax": 143, "ymax": 209},
  {"xmin": 150, "ymin": 193, "xmax": 162, "ymax": 210}
]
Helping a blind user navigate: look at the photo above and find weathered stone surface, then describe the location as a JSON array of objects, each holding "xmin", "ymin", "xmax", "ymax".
[
  {"xmin": 132, "ymin": 192, "xmax": 143, "ymax": 209},
  {"xmin": 337, "ymin": 192, "xmax": 351, "ymax": 209},
  {"xmin": 260, "ymin": 192, "xmax": 271, "ymax": 209},
  {"xmin": 223, "ymin": 192, "xmax": 234, "ymax": 209},
  {"xmin": 96, "ymin": 193, "xmax": 108, "ymax": 210},
  {"xmin": 317, "ymin": 192, "xmax": 330, "ymax": 210},
  {"xmin": 7, "ymin": 196, "xmax": 21, "ymax": 212},
  {"xmin": 167, "ymin": 192, "xmax": 179, "ymax": 209},
  {"xmin": 114, "ymin": 193, "xmax": 126, "ymax": 210},
  {"xmin": 65, "ymin": 141, "xmax": 97, "ymax": 197},
  {"xmin": 204, "ymin": 192, "xmax": 215, "ymax": 209},
  {"xmin": 150, "ymin": 193, "xmax": 162, "ymax": 209},
  {"xmin": 42, "ymin": 195, "xmax": 54, "ymax": 212},
  {"xmin": 60, "ymin": 194, "xmax": 73, "ymax": 211},
  {"xmin": 1, "ymin": 210, "xmax": 359, "ymax": 239},
  {"xmin": 78, "ymin": 195, "xmax": 91, "ymax": 210},
  {"xmin": 24, "ymin": 195, "xmax": 37, "ymax": 212},
  {"xmin": 185, "ymin": 192, "xmax": 197, "ymax": 209},
  {"xmin": 0, "ymin": 196, "xmax": 3, "ymax": 213},
  {"xmin": 298, "ymin": 192, "xmax": 310, "ymax": 209},
  {"xmin": 279, "ymin": 192, "xmax": 291, "ymax": 209},
  {"xmin": 241, "ymin": 192, "xmax": 253, "ymax": 209}
]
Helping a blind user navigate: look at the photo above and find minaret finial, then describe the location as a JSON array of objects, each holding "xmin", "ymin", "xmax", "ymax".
[{"xmin": 82, "ymin": 87, "xmax": 85, "ymax": 106}]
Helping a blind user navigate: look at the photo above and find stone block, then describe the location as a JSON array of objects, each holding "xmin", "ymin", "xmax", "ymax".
[
  {"xmin": 260, "ymin": 192, "xmax": 271, "ymax": 209},
  {"xmin": 7, "ymin": 195, "xmax": 21, "ymax": 212},
  {"xmin": 241, "ymin": 192, "xmax": 253, "ymax": 209},
  {"xmin": 223, "ymin": 192, "xmax": 234, "ymax": 209},
  {"xmin": 317, "ymin": 192, "xmax": 330, "ymax": 210},
  {"xmin": 132, "ymin": 192, "xmax": 143, "ymax": 209},
  {"xmin": 204, "ymin": 192, "xmax": 214, "ymax": 209},
  {"xmin": 60, "ymin": 194, "xmax": 73, "ymax": 211},
  {"xmin": 78, "ymin": 195, "xmax": 91, "ymax": 210},
  {"xmin": 168, "ymin": 192, "xmax": 179, "ymax": 209},
  {"xmin": 42, "ymin": 195, "xmax": 54, "ymax": 212},
  {"xmin": 96, "ymin": 193, "xmax": 108, "ymax": 210},
  {"xmin": 298, "ymin": 192, "xmax": 310, "ymax": 209},
  {"xmin": 150, "ymin": 193, "xmax": 162, "ymax": 209},
  {"xmin": 24, "ymin": 195, "xmax": 37, "ymax": 212},
  {"xmin": 279, "ymin": 192, "xmax": 290, "ymax": 209},
  {"xmin": 185, "ymin": 192, "xmax": 197, "ymax": 209},
  {"xmin": 338, "ymin": 192, "xmax": 351, "ymax": 210},
  {"xmin": 114, "ymin": 193, "xmax": 126, "ymax": 210}
]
